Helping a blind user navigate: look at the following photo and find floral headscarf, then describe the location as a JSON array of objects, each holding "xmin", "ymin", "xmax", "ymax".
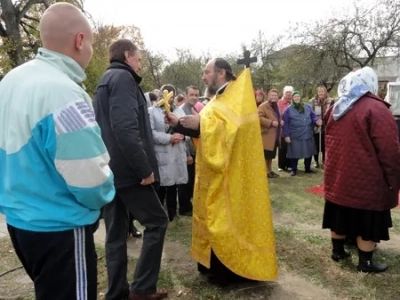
[{"xmin": 333, "ymin": 67, "xmax": 378, "ymax": 121}]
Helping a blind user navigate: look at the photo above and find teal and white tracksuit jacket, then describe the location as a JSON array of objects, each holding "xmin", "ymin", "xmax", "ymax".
[{"xmin": 0, "ymin": 48, "xmax": 115, "ymax": 232}]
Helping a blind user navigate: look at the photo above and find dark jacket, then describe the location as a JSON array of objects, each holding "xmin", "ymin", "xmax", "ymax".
[
  {"xmin": 324, "ymin": 93, "xmax": 400, "ymax": 211},
  {"xmin": 94, "ymin": 61, "xmax": 159, "ymax": 189}
]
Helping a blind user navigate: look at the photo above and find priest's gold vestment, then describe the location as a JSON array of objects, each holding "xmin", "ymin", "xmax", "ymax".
[{"xmin": 191, "ymin": 68, "xmax": 278, "ymax": 281}]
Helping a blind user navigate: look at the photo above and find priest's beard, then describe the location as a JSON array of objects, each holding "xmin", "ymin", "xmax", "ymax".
[{"xmin": 207, "ymin": 76, "xmax": 219, "ymax": 95}]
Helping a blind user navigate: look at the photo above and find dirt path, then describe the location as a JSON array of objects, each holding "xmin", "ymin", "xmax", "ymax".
[
  {"xmin": 274, "ymin": 211, "xmax": 400, "ymax": 252},
  {"xmin": 0, "ymin": 219, "xmax": 341, "ymax": 300},
  {"xmin": 94, "ymin": 221, "xmax": 338, "ymax": 300}
]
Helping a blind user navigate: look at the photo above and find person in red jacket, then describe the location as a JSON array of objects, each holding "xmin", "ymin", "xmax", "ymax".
[{"xmin": 322, "ymin": 66, "xmax": 400, "ymax": 273}]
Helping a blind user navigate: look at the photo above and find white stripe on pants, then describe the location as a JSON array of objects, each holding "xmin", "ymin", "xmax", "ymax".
[{"xmin": 74, "ymin": 227, "xmax": 88, "ymax": 300}]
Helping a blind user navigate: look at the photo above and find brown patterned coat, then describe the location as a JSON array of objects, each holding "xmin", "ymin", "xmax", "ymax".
[{"xmin": 258, "ymin": 102, "xmax": 281, "ymax": 151}]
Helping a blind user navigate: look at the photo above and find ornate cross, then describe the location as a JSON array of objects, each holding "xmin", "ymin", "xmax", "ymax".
[
  {"xmin": 157, "ymin": 90, "xmax": 173, "ymax": 113},
  {"xmin": 237, "ymin": 49, "xmax": 257, "ymax": 68}
]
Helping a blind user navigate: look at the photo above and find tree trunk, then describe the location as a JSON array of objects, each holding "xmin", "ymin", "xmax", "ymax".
[{"xmin": 1, "ymin": 0, "xmax": 25, "ymax": 67}]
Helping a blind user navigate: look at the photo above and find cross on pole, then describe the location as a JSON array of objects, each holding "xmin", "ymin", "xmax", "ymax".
[{"xmin": 237, "ymin": 49, "xmax": 257, "ymax": 68}]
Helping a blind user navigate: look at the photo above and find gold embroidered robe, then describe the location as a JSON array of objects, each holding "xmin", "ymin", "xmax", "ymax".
[{"xmin": 191, "ymin": 68, "xmax": 278, "ymax": 281}]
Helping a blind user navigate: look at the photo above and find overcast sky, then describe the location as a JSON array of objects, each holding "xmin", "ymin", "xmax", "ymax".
[{"xmin": 84, "ymin": 0, "xmax": 375, "ymax": 59}]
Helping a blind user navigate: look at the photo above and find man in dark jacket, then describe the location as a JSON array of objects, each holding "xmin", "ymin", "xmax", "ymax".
[
  {"xmin": 94, "ymin": 39, "xmax": 168, "ymax": 300},
  {"xmin": 177, "ymin": 85, "xmax": 201, "ymax": 216}
]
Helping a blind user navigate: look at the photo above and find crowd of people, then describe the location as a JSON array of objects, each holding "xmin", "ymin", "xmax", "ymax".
[{"xmin": 1, "ymin": 2, "xmax": 400, "ymax": 300}]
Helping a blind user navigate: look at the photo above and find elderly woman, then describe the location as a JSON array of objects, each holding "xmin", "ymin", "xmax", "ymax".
[
  {"xmin": 255, "ymin": 89, "xmax": 265, "ymax": 107},
  {"xmin": 323, "ymin": 67, "xmax": 400, "ymax": 273},
  {"xmin": 148, "ymin": 100, "xmax": 188, "ymax": 221},
  {"xmin": 309, "ymin": 85, "xmax": 334, "ymax": 168},
  {"xmin": 282, "ymin": 91, "xmax": 322, "ymax": 176},
  {"xmin": 258, "ymin": 89, "xmax": 282, "ymax": 178}
]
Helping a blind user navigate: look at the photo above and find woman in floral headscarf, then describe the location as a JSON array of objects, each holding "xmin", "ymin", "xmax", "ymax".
[
  {"xmin": 322, "ymin": 67, "xmax": 400, "ymax": 273},
  {"xmin": 282, "ymin": 91, "xmax": 322, "ymax": 176}
]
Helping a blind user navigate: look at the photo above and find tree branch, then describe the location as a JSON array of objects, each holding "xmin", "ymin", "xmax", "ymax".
[
  {"xmin": 20, "ymin": 21, "xmax": 33, "ymax": 42},
  {"xmin": 20, "ymin": 20, "xmax": 38, "ymax": 32},
  {"xmin": 18, "ymin": 0, "xmax": 48, "ymax": 22},
  {"xmin": 23, "ymin": 14, "xmax": 40, "ymax": 23},
  {"xmin": 0, "ymin": 22, "xmax": 6, "ymax": 37}
]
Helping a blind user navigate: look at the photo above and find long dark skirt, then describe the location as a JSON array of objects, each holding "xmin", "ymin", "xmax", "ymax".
[
  {"xmin": 197, "ymin": 249, "xmax": 255, "ymax": 286},
  {"xmin": 322, "ymin": 200, "xmax": 393, "ymax": 243}
]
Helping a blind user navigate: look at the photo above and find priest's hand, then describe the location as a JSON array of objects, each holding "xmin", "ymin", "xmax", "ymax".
[
  {"xmin": 316, "ymin": 119, "xmax": 323, "ymax": 126},
  {"xmin": 165, "ymin": 112, "xmax": 179, "ymax": 126},
  {"xmin": 141, "ymin": 172, "xmax": 154, "ymax": 186},
  {"xmin": 285, "ymin": 137, "xmax": 291, "ymax": 144},
  {"xmin": 180, "ymin": 114, "xmax": 200, "ymax": 130}
]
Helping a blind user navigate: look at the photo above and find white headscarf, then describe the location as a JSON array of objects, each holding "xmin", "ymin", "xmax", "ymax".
[
  {"xmin": 333, "ymin": 67, "xmax": 378, "ymax": 121},
  {"xmin": 283, "ymin": 86, "xmax": 294, "ymax": 94}
]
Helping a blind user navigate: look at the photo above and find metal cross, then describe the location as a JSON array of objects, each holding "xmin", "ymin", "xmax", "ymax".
[{"xmin": 237, "ymin": 49, "xmax": 257, "ymax": 68}]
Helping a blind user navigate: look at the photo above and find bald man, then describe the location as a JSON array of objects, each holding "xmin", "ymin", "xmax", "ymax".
[{"xmin": 0, "ymin": 3, "xmax": 114, "ymax": 300}]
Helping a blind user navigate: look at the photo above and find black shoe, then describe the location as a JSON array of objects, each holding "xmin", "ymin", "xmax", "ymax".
[
  {"xmin": 357, "ymin": 261, "xmax": 388, "ymax": 273},
  {"xmin": 357, "ymin": 248, "xmax": 388, "ymax": 273},
  {"xmin": 180, "ymin": 211, "xmax": 193, "ymax": 217},
  {"xmin": 305, "ymin": 169, "xmax": 316, "ymax": 174},
  {"xmin": 197, "ymin": 263, "xmax": 211, "ymax": 274},
  {"xmin": 128, "ymin": 225, "xmax": 142, "ymax": 238},
  {"xmin": 331, "ymin": 251, "xmax": 350, "ymax": 262}
]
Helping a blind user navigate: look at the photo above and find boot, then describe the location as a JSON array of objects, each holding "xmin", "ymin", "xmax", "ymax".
[
  {"xmin": 331, "ymin": 238, "xmax": 350, "ymax": 262},
  {"xmin": 128, "ymin": 223, "xmax": 142, "ymax": 238},
  {"xmin": 129, "ymin": 289, "xmax": 168, "ymax": 300},
  {"xmin": 357, "ymin": 248, "xmax": 388, "ymax": 273}
]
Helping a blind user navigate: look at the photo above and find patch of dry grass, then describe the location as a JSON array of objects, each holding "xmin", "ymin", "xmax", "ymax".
[{"xmin": 2, "ymin": 164, "xmax": 400, "ymax": 300}]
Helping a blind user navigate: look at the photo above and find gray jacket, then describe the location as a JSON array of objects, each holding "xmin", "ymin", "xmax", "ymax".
[
  {"xmin": 180, "ymin": 102, "xmax": 197, "ymax": 156},
  {"xmin": 148, "ymin": 106, "xmax": 188, "ymax": 186}
]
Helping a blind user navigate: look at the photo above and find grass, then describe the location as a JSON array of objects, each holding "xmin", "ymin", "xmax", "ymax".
[{"xmin": 2, "ymin": 164, "xmax": 400, "ymax": 299}]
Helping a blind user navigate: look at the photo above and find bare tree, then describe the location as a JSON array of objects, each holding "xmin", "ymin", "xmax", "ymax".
[
  {"xmin": 250, "ymin": 31, "xmax": 283, "ymax": 90},
  {"xmin": 297, "ymin": 0, "xmax": 400, "ymax": 71},
  {"xmin": 161, "ymin": 48, "xmax": 205, "ymax": 92}
]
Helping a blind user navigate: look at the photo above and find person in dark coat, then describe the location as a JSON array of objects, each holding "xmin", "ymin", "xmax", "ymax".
[
  {"xmin": 177, "ymin": 85, "xmax": 202, "ymax": 217},
  {"xmin": 94, "ymin": 39, "xmax": 168, "ymax": 300},
  {"xmin": 282, "ymin": 91, "xmax": 322, "ymax": 176},
  {"xmin": 322, "ymin": 67, "xmax": 400, "ymax": 273}
]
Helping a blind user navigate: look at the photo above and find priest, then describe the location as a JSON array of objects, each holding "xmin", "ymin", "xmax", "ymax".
[{"xmin": 165, "ymin": 58, "xmax": 278, "ymax": 286}]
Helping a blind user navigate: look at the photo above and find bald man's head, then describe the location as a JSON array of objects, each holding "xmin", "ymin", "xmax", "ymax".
[{"xmin": 39, "ymin": 2, "xmax": 93, "ymax": 69}]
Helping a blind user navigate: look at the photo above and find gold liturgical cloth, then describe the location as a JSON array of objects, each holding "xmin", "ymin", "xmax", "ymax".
[{"xmin": 191, "ymin": 68, "xmax": 278, "ymax": 281}]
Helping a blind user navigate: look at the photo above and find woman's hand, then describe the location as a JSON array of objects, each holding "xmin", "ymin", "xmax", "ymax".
[{"xmin": 170, "ymin": 133, "xmax": 184, "ymax": 144}]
